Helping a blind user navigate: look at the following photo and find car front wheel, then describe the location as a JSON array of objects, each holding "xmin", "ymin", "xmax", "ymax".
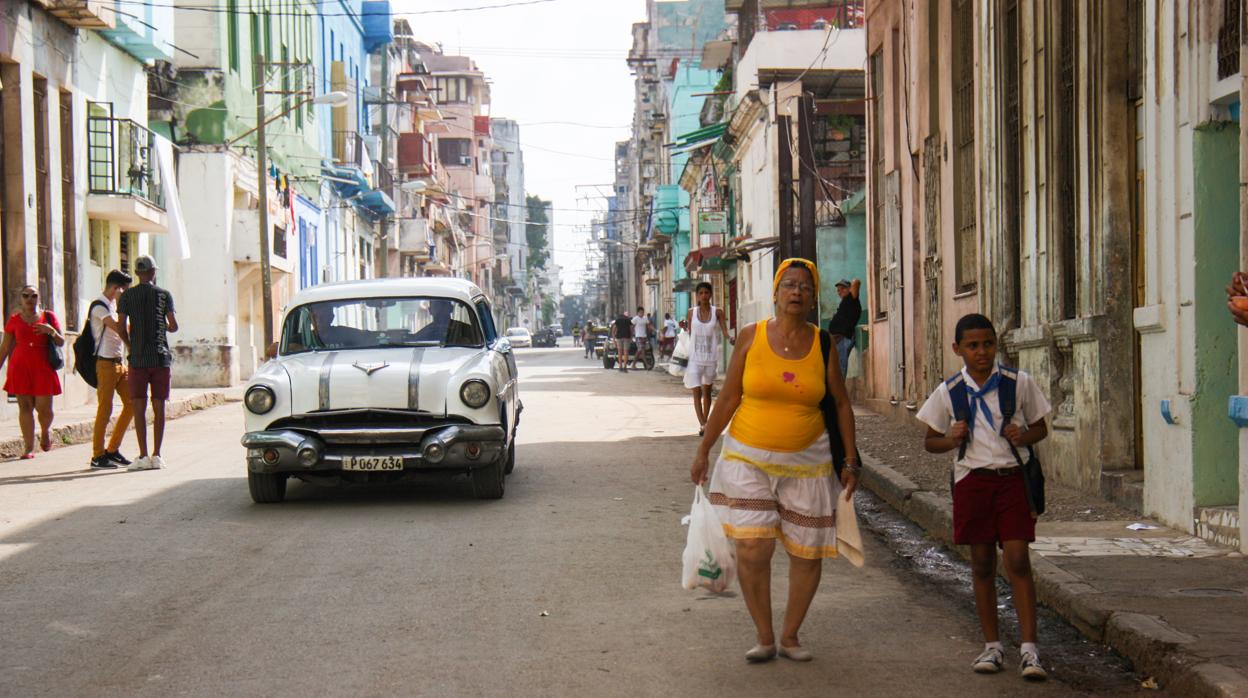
[
  {"xmin": 472, "ymin": 455, "xmax": 506, "ymax": 499},
  {"xmin": 503, "ymin": 440, "xmax": 516, "ymax": 475},
  {"xmin": 248, "ymin": 471, "xmax": 287, "ymax": 503}
]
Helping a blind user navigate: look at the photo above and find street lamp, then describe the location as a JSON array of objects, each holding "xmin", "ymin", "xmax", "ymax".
[{"xmin": 231, "ymin": 58, "xmax": 351, "ymax": 349}]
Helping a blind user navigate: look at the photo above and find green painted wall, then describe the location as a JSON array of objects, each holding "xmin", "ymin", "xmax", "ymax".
[
  {"xmin": 1192, "ymin": 122, "xmax": 1241, "ymax": 506},
  {"xmin": 816, "ymin": 199, "xmax": 868, "ymax": 333}
]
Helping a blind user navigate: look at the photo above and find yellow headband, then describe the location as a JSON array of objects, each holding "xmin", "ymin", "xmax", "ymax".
[{"xmin": 773, "ymin": 257, "xmax": 820, "ymax": 293}]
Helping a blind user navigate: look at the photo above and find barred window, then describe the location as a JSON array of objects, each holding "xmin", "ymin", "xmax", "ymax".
[{"xmin": 952, "ymin": 0, "xmax": 977, "ymax": 292}]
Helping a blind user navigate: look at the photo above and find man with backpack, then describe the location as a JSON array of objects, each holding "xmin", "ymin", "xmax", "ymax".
[{"xmin": 87, "ymin": 270, "xmax": 134, "ymax": 469}]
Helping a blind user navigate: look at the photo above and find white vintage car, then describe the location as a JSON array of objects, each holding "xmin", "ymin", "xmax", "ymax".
[{"xmin": 240, "ymin": 278, "xmax": 521, "ymax": 503}]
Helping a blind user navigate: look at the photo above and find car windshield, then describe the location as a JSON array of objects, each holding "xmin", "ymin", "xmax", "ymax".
[
  {"xmin": 506, "ymin": 328, "xmax": 528, "ymax": 336},
  {"xmin": 280, "ymin": 297, "xmax": 484, "ymax": 354}
]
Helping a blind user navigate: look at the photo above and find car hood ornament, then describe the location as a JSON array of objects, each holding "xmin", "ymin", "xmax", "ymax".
[{"xmin": 352, "ymin": 361, "xmax": 390, "ymax": 376}]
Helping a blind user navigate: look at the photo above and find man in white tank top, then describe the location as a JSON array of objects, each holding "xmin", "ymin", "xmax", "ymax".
[{"xmin": 683, "ymin": 281, "xmax": 733, "ymax": 435}]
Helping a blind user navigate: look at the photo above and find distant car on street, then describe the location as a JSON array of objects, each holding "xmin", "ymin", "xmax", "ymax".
[
  {"xmin": 532, "ymin": 328, "xmax": 558, "ymax": 348},
  {"xmin": 240, "ymin": 278, "xmax": 522, "ymax": 503},
  {"xmin": 504, "ymin": 327, "xmax": 532, "ymax": 348},
  {"xmin": 547, "ymin": 324, "xmax": 563, "ymax": 338}
]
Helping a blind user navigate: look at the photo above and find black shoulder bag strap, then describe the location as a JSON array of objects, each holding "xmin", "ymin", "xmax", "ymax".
[
  {"xmin": 997, "ymin": 366, "xmax": 1045, "ymax": 515},
  {"xmin": 819, "ymin": 329, "xmax": 859, "ymax": 479}
]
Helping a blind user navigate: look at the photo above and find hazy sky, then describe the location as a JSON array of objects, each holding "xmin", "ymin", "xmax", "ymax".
[{"xmin": 394, "ymin": 0, "xmax": 647, "ymax": 292}]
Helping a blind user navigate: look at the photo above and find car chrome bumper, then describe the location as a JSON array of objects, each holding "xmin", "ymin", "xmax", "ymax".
[{"xmin": 240, "ymin": 424, "xmax": 507, "ymax": 474}]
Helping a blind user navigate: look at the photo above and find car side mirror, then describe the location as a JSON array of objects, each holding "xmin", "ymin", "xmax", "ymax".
[
  {"xmin": 492, "ymin": 337, "xmax": 512, "ymax": 352},
  {"xmin": 265, "ymin": 342, "xmax": 279, "ymax": 360}
]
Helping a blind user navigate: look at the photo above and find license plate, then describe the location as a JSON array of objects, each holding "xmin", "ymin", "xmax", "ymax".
[{"xmin": 342, "ymin": 456, "xmax": 405, "ymax": 471}]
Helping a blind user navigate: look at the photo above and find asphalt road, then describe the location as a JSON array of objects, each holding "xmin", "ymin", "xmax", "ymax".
[{"xmin": 0, "ymin": 342, "xmax": 1159, "ymax": 696}]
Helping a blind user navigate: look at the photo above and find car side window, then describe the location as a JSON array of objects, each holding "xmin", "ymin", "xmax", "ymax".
[{"xmin": 476, "ymin": 300, "xmax": 498, "ymax": 342}]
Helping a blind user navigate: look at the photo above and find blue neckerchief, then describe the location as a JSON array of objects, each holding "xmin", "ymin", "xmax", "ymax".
[{"xmin": 965, "ymin": 371, "xmax": 1001, "ymax": 437}]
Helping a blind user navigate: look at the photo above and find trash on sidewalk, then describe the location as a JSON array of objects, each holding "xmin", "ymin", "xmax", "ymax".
[
  {"xmin": 1126, "ymin": 522, "xmax": 1160, "ymax": 531},
  {"xmin": 1140, "ymin": 677, "xmax": 1159, "ymax": 690},
  {"xmin": 539, "ymin": 611, "xmax": 550, "ymax": 617}
]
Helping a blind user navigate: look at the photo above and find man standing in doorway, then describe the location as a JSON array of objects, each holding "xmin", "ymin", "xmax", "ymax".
[
  {"xmin": 117, "ymin": 255, "xmax": 178, "ymax": 471},
  {"xmin": 660, "ymin": 312, "xmax": 678, "ymax": 359},
  {"xmin": 828, "ymin": 278, "xmax": 862, "ymax": 377},
  {"xmin": 684, "ymin": 282, "xmax": 732, "ymax": 435},
  {"xmin": 611, "ymin": 311, "xmax": 632, "ymax": 372},
  {"xmin": 89, "ymin": 269, "xmax": 134, "ymax": 469}
]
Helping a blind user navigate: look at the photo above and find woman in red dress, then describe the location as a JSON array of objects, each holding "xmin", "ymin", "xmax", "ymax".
[{"xmin": 0, "ymin": 285, "xmax": 65, "ymax": 458}]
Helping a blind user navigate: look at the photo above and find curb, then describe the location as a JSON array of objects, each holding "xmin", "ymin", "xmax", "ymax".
[
  {"xmin": 0, "ymin": 390, "xmax": 228, "ymax": 460},
  {"xmin": 858, "ymin": 450, "xmax": 1248, "ymax": 698}
]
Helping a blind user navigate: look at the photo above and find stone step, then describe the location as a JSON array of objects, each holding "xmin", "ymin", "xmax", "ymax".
[
  {"xmin": 1194, "ymin": 505, "xmax": 1241, "ymax": 550},
  {"xmin": 1100, "ymin": 468, "xmax": 1145, "ymax": 513}
]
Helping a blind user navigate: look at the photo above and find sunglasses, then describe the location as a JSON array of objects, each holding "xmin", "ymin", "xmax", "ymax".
[{"xmin": 21, "ymin": 292, "xmax": 38, "ymax": 299}]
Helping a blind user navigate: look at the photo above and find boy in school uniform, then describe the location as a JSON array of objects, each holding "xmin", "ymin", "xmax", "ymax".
[{"xmin": 916, "ymin": 313, "xmax": 1052, "ymax": 681}]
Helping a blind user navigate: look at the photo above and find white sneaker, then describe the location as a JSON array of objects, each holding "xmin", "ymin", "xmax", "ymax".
[
  {"xmin": 150, "ymin": 455, "xmax": 165, "ymax": 470},
  {"xmin": 128, "ymin": 456, "xmax": 151, "ymax": 472}
]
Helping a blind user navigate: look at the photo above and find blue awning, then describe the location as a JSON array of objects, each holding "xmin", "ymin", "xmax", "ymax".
[{"xmin": 357, "ymin": 189, "xmax": 395, "ymax": 216}]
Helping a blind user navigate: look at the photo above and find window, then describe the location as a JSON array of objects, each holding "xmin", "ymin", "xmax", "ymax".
[
  {"xmin": 227, "ymin": 0, "xmax": 239, "ymax": 72},
  {"xmin": 999, "ymin": 0, "xmax": 1021, "ymax": 321},
  {"xmin": 952, "ymin": 0, "xmax": 977, "ymax": 292},
  {"xmin": 273, "ymin": 224, "xmax": 287, "ymax": 259},
  {"xmin": 89, "ymin": 219, "xmax": 107, "ymax": 266},
  {"xmin": 59, "ymin": 90, "xmax": 78, "ymax": 328},
  {"xmin": 438, "ymin": 138, "xmax": 472, "ymax": 166},
  {"xmin": 1056, "ymin": 0, "xmax": 1078, "ymax": 318},
  {"xmin": 249, "ymin": 13, "xmax": 261, "ymax": 88},
  {"xmin": 280, "ymin": 297, "xmax": 485, "ymax": 354},
  {"xmin": 869, "ymin": 48, "xmax": 886, "ymax": 315},
  {"xmin": 436, "ymin": 77, "xmax": 469, "ymax": 103},
  {"xmin": 119, "ymin": 231, "xmax": 134, "ymax": 273}
]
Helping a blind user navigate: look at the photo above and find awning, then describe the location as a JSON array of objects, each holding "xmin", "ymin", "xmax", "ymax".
[
  {"xmin": 673, "ymin": 278, "xmax": 697, "ymax": 293},
  {"xmin": 666, "ymin": 122, "xmax": 728, "ymax": 156},
  {"xmin": 356, "ymin": 189, "xmax": 395, "ymax": 217},
  {"xmin": 700, "ymin": 40, "xmax": 734, "ymax": 70},
  {"xmin": 683, "ymin": 245, "xmax": 730, "ymax": 274}
]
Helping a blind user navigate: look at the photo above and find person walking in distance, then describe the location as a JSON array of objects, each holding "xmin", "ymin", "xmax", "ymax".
[
  {"xmin": 827, "ymin": 279, "xmax": 862, "ymax": 377},
  {"xmin": 0, "ymin": 285, "xmax": 65, "ymax": 458},
  {"xmin": 89, "ymin": 270, "xmax": 135, "ymax": 469},
  {"xmin": 631, "ymin": 307, "xmax": 653, "ymax": 368},
  {"xmin": 660, "ymin": 312, "xmax": 678, "ymax": 360},
  {"xmin": 611, "ymin": 311, "xmax": 632, "ymax": 372},
  {"xmin": 684, "ymin": 282, "xmax": 732, "ymax": 435},
  {"xmin": 117, "ymin": 256, "xmax": 178, "ymax": 471}
]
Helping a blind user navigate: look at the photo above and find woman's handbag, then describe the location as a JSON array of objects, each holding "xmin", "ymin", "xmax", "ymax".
[
  {"xmin": 817, "ymin": 330, "xmax": 859, "ymax": 478},
  {"xmin": 44, "ymin": 311, "xmax": 64, "ymax": 371}
]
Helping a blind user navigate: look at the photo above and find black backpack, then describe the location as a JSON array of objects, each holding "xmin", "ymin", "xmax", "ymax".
[
  {"xmin": 817, "ymin": 329, "xmax": 860, "ymax": 479},
  {"xmin": 72, "ymin": 300, "xmax": 108, "ymax": 388}
]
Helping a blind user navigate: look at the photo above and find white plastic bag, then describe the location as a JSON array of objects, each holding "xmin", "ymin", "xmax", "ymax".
[
  {"xmin": 681, "ymin": 485, "xmax": 736, "ymax": 592},
  {"xmin": 668, "ymin": 330, "xmax": 691, "ymax": 377},
  {"xmin": 846, "ymin": 344, "xmax": 862, "ymax": 379}
]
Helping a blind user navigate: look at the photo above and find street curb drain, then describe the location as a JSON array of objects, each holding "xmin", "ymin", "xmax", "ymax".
[
  {"xmin": 857, "ymin": 449, "xmax": 1248, "ymax": 698},
  {"xmin": 0, "ymin": 391, "xmax": 228, "ymax": 460}
]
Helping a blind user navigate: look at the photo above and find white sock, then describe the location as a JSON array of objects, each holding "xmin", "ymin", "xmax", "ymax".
[
  {"xmin": 985, "ymin": 641, "xmax": 1004, "ymax": 652},
  {"xmin": 1020, "ymin": 642, "xmax": 1038, "ymax": 657}
]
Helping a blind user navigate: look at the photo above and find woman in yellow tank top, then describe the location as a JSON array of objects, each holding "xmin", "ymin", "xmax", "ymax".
[{"xmin": 690, "ymin": 258, "xmax": 860, "ymax": 663}]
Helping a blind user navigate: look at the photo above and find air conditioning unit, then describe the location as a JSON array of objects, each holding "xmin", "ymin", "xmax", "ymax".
[{"xmin": 459, "ymin": 156, "xmax": 473, "ymax": 166}]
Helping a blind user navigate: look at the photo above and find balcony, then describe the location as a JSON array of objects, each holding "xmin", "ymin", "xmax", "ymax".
[
  {"xmin": 86, "ymin": 115, "xmax": 168, "ymax": 233},
  {"xmin": 397, "ymin": 218, "xmax": 433, "ymax": 257},
  {"xmin": 333, "ymin": 130, "xmax": 365, "ymax": 167},
  {"xmin": 47, "ymin": 0, "xmax": 115, "ymax": 29},
  {"xmin": 398, "ymin": 132, "xmax": 434, "ymax": 176}
]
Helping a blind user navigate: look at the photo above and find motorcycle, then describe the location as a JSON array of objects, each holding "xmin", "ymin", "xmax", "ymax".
[{"xmin": 602, "ymin": 337, "xmax": 656, "ymax": 371}]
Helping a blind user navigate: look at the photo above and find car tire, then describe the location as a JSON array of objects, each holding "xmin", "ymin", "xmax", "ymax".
[
  {"xmin": 503, "ymin": 439, "xmax": 516, "ymax": 475},
  {"xmin": 644, "ymin": 353, "xmax": 656, "ymax": 371},
  {"xmin": 248, "ymin": 471, "xmax": 287, "ymax": 503},
  {"xmin": 603, "ymin": 356, "xmax": 615, "ymax": 369},
  {"xmin": 472, "ymin": 456, "xmax": 505, "ymax": 499}
]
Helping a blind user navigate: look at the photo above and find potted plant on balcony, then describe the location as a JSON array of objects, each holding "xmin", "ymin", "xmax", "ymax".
[{"xmin": 827, "ymin": 114, "xmax": 856, "ymax": 142}]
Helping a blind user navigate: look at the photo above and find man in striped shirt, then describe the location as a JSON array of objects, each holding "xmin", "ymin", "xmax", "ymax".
[{"xmin": 117, "ymin": 255, "xmax": 179, "ymax": 471}]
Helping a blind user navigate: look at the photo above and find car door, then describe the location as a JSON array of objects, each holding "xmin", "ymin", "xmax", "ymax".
[{"xmin": 476, "ymin": 298, "xmax": 518, "ymax": 437}]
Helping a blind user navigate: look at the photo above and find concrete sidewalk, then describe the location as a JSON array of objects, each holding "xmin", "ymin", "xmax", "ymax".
[
  {"xmin": 858, "ymin": 447, "xmax": 1248, "ymax": 698},
  {"xmin": 0, "ymin": 386, "xmax": 243, "ymax": 460}
]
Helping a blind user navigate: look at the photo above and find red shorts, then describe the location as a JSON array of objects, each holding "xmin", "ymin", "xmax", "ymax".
[
  {"xmin": 128, "ymin": 366, "xmax": 172, "ymax": 401},
  {"xmin": 952, "ymin": 469, "xmax": 1036, "ymax": 545}
]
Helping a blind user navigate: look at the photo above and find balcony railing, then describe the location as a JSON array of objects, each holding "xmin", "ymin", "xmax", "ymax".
[
  {"xmin": 333, "ymin": 130, "xmax": 364, "ymax": 167},
  {"xmin": 87, "ymin": 115, "xmax": 164, "ymax": 209},
  {"xmin": 398, "ymin": 132, "xmax": 433, "ymax": 176}
]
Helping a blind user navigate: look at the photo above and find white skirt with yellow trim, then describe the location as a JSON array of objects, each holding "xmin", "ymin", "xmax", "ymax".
[{"xmin": 706, "ymin": 432, "xmax": 842, "ymax": 560}]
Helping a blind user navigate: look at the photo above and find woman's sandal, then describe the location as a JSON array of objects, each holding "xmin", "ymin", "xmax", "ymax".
[
  {"xmin": 745, "ymin": 644, "xmax": 777, "ymax": 663},
  {"xmin": 19, "ymin": 453, "xmax": 35, "ymax": 460},
  {"xmin": 40, "ymin": 432, "xmax": 52, "ymax": 452},
  {"xmin": 778, "ymin": 644, "xmax": 813, "ymax": 662}
]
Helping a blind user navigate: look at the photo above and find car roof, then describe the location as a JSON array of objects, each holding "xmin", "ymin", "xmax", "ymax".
[{"xmin": 284, "ymin": 278, "xmax": 486, "ymax": 311}]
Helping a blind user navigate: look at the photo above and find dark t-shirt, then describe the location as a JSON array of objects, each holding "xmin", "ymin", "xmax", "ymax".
[
  {"xmin": 828, "ymin": 296, "xmax": 862, "ymax": 339},
  {"xmin": 118, "ymin": 283, "xmax": 176, "ymax": 368},
  {"xmin": 613, "ymin": 316, "xmax": 631, "ymax": 339}
]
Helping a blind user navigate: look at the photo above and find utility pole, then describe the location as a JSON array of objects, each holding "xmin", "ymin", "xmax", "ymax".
[
  {"xmin": 777, "ymin": 113, "xmax": 794, "ymax": 272},
  {"xmin": 254, "ymin": 54, "xmax": 275, "ymax": 348},
  {"xmin": 377, "ymin": 44, "xmax": 391, "ymax": 277},
  {"xmin": 798, "ymin": 93, "xmax": 817, "ymax": 263}
]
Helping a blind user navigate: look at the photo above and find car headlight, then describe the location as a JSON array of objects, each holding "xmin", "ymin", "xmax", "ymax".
[
  {"xmin": 460, "ymin": 380, "xmax": 491, "ymax": 409},
  {"xmin": 245, "ymin": 385, "xmax": 276, "ymax": 414}
]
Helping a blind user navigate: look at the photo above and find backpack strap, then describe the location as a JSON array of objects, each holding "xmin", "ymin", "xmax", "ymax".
[
  {"xmin": 86, "ymin": 300, "xmax": 109, "ymax": 354},
  {"xmin": 995, "ymin": 365, "xmax": 1033, "ymax": 467},
  {"xmin": 945, "ymin": 372, "xmax": 971, "ymax": 461}
]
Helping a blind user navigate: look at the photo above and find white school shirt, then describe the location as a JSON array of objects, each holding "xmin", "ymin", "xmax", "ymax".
[
  {"xmin": 915, "ymin": 363, "xmax": 1051, "ymax": 484},
  {"xmin": 89, "ymin": 294, "xmax": 125, "ymax": 360},
  {"xmin": 663, "ymin": 318, "xmax": 677, "ymax": 338},
  {"xmin": 632, "ymin": 314, "xmax": 648, "ymax": 338}
]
